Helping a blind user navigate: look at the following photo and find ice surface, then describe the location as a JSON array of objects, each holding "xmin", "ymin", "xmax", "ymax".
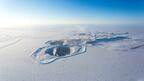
[
  {"xmin": 31, "ymin": 32, "xmax": 129, "ymax": 64},
  {"xmin": 0, "ymin": 31, "xmax": 21, "ymax": 49},
  {"xmin": 107, "ymin": 34, "xmax": 144, "ymax": 52},
  {"xmin": 1, "ymin": 26, "xmax": 144, "ymax": 81}
]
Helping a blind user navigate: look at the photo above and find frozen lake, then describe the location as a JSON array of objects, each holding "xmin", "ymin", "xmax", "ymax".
[{"xmin": 0, "ymin": 25, "xmax": 144, "ymax": 81}]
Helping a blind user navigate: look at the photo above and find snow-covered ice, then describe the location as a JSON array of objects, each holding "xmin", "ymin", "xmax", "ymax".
[{"xmin": 0, "ymin": 25, "xmax": 144, "ymax": 81}]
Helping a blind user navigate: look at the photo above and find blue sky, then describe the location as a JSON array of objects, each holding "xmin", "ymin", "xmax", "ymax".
[{"xmin": 0, "ymin": 0, "xmax": 144, "ymax": 27}]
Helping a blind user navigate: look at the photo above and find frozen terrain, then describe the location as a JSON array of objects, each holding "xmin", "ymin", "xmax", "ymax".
[
  {"xmin": 31, "ymin": 31, "xmax": 129, "ymax": 64},
  {"xmin": 0, "ymin": 25, "xmax": 144, "ymax": 81}
]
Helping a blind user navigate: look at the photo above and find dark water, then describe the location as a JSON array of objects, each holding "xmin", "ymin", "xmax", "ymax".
[{"xmin": 45, "ymin": 46, "xmax": 70, "ymax": 56}]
